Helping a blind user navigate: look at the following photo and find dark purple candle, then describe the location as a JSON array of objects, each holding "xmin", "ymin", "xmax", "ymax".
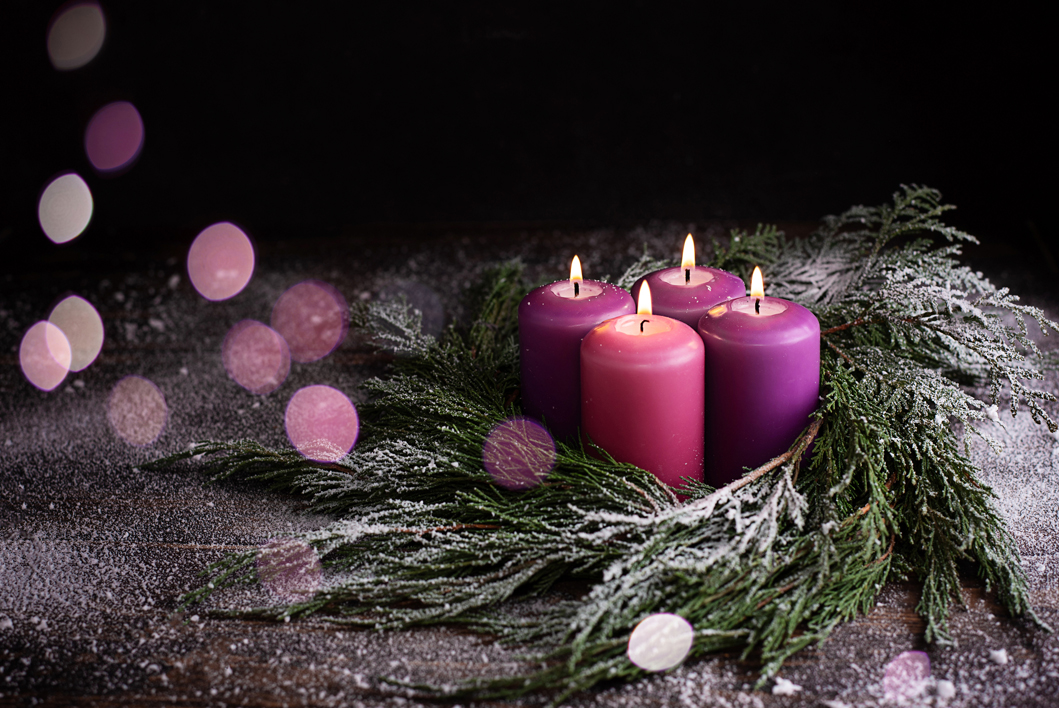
[
  {"xmin": 696, "ymin": 267, "xmax": 820, "ymax": 487},
  {"xmin": 519, "ymin": 257, "xmax": 635, "ymax": 441},
  {"xmin": 631, "ymin": 235, "xmax": 746, "ymax": 328}
]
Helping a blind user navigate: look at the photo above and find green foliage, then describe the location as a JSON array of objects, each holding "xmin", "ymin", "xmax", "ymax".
[
  {"xmin": 709, "ymin": 223, "xmax": 783, "ymax": 282},
  {"xmin": 147, "ymin": 186, "xmax": 1053, "ymax": 702},
  {"xmin": 613, "ymin": 246, "xmax": 671, "ymax": 290}
]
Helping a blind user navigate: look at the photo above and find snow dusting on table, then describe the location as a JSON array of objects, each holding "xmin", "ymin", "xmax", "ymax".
[{"xmin": 2, "ymin": 224, "xmax": 1058, "ymax": 705}]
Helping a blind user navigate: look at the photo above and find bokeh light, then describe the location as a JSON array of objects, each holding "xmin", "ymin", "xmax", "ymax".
[
  {"xmin": 882, "ymin": 650, "xmax": 930, "ymax": 701},
  {"xmin": 38, "ymin": 173, "xmax": 93, "ymax": 244},
  {"xmin": 271, "ymin": 281, "xmax": 348, "ymax": 363},
  {"xmin": 84, "ymin": 101, "xmax": 144, "ymax": 173},
  {"xmin": 627, "ymin": 613, "xmax": 694, "ymax": 672},
  {"xmin": 186, "ymin": 222, "xmax": 255, "ymax": 301},
  {"xmin": 47, "ymin": 2, "xmax": 105, "ymax": 70},
  {"xmin": 482, "ymin": 417, "xmax": 556, "ymax": 490},
  {"xmin": 256, "ymin": 537, "xmax": 322, "ymax": 603},
  {"xmin": 284, "ymin": 385, "xmax": 359, "ymax": 462},
  {"xmin": 48, "ymin": 295, "xmax": 104, "ymax": 371},
  {"xmin": 107, "ymin": 375, "xmax": 167, "ymax": 446},
  {"xmin": 19, "ymin": 322, "xmax": 72, "ymax": 391},
  {"xmin": 222, "ymin": 320, "xmax": 291, "ymax": 394}
]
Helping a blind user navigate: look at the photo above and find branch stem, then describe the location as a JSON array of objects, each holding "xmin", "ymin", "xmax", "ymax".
[
  {"xmin": 687, "ymin": 417, "xmax": 823, "ymax": 513},
  {"xmin": 869, "ymin": 534, "xmax": 896, "ymax": 566},
  {"xmin": 396, "ymin": 523, "xmax": 501, "ymax": 536}
]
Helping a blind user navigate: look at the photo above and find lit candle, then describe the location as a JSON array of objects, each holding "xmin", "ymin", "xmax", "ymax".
[
  {"xmin": 581, "ymin": 281, "xmax": 705, "ymax": 491},
  {"xmin": 519, "ymin": 256, "xmax": 636, "ymax": 441},
  {"xmin": 630, "ymin": 234, "xmax": 746, "ymax": 328},
  {"xmin": 696, "ymin": 267, "xmax": 820, "ymax": 487}
]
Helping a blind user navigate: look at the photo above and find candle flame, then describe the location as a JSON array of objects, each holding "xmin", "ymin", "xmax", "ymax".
[
  {"xmin": 750, "ymin": 266, "xmax": 764, "ymax": 299},
  {"xmin": 637, "ymin": 280, "xmax": 653, "ymax": 316},
  {"xmin": 570, "ymin": 255, "xmax": 583, "ymax": 282},
  {"xmin": 681, "ymin": 234, "xmax": 695, "ymax": 271}
]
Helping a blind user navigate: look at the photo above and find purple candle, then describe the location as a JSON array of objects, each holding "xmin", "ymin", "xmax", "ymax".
[
  {"xmin": 631, "ymin": 235, "xmax": 746, "ymax": 328},
  {"xmin": 696, "ymin": 267, "xmax": 820, "ymax": 487},
  {"xmin": 519, "ymin": 256, "xmax": 636, "ymax": 441}
]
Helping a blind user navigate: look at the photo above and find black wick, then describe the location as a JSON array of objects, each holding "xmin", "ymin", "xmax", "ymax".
[
  {"xmin": 685, "ymin": 268, "xmax": 691, "ymax": 283},
  {"xmin": 640, "ymin": 319, "xmax": 649, "ymax": 332},
  {"xmin": 755, "ymin": 298, "xmax": 761, "ymax": 314},
  {"xmin": 574, "ymin": 281, "xmax": 579, "ymax": 297}
]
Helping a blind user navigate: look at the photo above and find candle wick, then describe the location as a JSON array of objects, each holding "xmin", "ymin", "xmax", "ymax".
[
  {"xmin": 685, "ymin": 268, "xmax": 690, "ymax": 283},
  {"xmin": 574, "ymin": 281, "xmax": 579, "ymax": 297},
  {"xmin": 640, "ymin": 319, "xmax": 649, "ymax": 332},
  {"xmin": 755, "ymin": 298, "xmax": 760, "ymax": 314}
]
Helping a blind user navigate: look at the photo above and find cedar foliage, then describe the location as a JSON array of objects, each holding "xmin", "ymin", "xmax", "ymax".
[{"xmin": 147, "ymin": 186, "xmax": 1054, "ymax": 702}]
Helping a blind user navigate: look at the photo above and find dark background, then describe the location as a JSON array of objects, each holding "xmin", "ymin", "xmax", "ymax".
[{"xmin": 1, "ymin": 2, "xmax": 1055, "ymax": 271}]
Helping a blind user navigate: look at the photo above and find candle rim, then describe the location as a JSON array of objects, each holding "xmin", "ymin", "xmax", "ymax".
[
  {"xmin": 656, "ymin": 265, "xmax": 716, "ymax": 287},
  {"xmin": 548, "ymin": 279, "xmax": 604, "ymax": 300},
  {"xmin": 519, "ymin": 280, "xmax": 636, "ymax": 321},
  {"xmin": 696, "ymin": 296, "xmax": 820, "ymax": 345},
  {"xmin": 637, "ymin": 265, "xmax": 745, "ymax": 295},
  {"xmin": 583, "ymin": 314, "xmax": 704, "ymax": 365}
]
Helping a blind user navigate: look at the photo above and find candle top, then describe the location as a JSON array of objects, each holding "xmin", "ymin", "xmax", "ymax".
[
  {"xmin": 643, "ymin": 234, "xmax": 741, "ymax": 292},
  {"xmin": 519, "ymin": 279, "xmax": 635, "ymax": 325},
  {"xmin": 615, "ymin": 315, "xmax": 672, "ymax": 336},
  {"xmin": 550, "ymin": 254, "xmax": 594, "ymax": 299},
  {"xmin": 584, "ymin": 313, "xmax": 703, "ymax": 366},
  {"xmin": 699, "ymin": 296, "xmax": 819, "ymax": 345},
  {"xmin": 550, "ymin": 280, "xmax": 603, "ymax": 299},
  {"xmin": 631, "ymin": 267, "xmax": 746, "ymax": 329},
  {"xmin": 657, "ymin": 266, "xmax": 716, "ymax": 287},
  {"xmin": 635, "ymin": 266, "xmax": 744, "ymax": 299},
  {"xmin": 729, "ymin": 296, "xmax": 788, "ymax": 317}
]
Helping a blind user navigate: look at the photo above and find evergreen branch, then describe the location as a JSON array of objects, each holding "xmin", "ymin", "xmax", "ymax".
[
  {"xmin": 614, "ymin": 248, "xmax": 672, "ymax": 290},
  {"xmin": 148, "ymin": 186, "xmax": 1051, "ymax": 703},
  {"xmin": 707, "ymin": 223, "xmax": 783, "ymax": 282}
]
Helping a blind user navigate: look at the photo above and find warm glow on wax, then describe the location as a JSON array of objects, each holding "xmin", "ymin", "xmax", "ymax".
[
  {"xmin": 750, "ymin": 267, "xmax": 764, "ymax": 299},
  {"xmin": 638, "ymin": 280, "xmax": 653, "ymax": 315},
  {"xmin": 570, "ymin": 255, "xmax": 583, "ymax": 282},
  {"xmin": 681, "ymin": 234, "xmax": 695, "ymax": 271}
]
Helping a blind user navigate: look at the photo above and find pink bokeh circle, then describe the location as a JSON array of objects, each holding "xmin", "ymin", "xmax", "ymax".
[
  {"xmin": 882, "ymin": 650, "xmax": 931, "ymax": 701},
  {"xmin": 38, "ymin": 172, "xmax": 93, "ymax": 244},
  {"xmin": 49, "ymin": 294, "xmax": 104, "ymax": 372},
  {"xmin": 47, "ymin": 2, "xmax": 106, "ymax": 71},
  {"xmin": 107, "ymin": 375, "xmax": 168, "ymax": 446},
  {"xmin": 222, "ymin": 320, "xmax": 291, "ymax": 394},
  {"xmin": 256, "ymin": 537, "xmax": 322, "ymax": 603},
  {"xmin": 482, "ymin": 417, "xmax": 556, "ymax": 490},
  {"xmin": 284, "ymin": 385, "xmax": 359, "ymax": 462},
  {"xmin": 20, "ymin": 321, "xmax": 72, "ymax": 391},
  {"xmin": 627, "ymin": 613, "xmax": 695, "ymax": 672},
  {"xmin": 271, "ymin": 280, "xmax": 348, "ymax": 363},
  {"xmin": 187, "ymin": 222, "xmax": 255, "ymax": 301},
  {"xmin": 84, "ymin": 101, "xmax": 144, "ymax": 173}
]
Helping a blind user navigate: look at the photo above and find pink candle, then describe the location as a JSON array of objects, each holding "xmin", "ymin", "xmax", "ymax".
[
  {"xmin": 696, "ymin": 267, "xmax": 820, "ymax": 487},
  {"xmin": 581, "ymin": 281, "xmax": 705, "ymax": 491},
  {"xmin": 631, "ymin": 235, "xmax": 746, "ymax": 328},
  {"xmin": 519, "ymin": 256, "xmax": 636, "ymax": 441}
]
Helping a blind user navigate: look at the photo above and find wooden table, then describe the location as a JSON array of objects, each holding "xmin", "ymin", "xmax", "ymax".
[{"xmin": 2, "ymin": 223, "xmax": 1057, "ymax": 706}]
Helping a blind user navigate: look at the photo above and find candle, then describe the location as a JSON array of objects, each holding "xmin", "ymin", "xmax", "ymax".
[
  {"xmin": 630, "ymin": 235, "xmax": 746, "ymax": 328},
  {"xmin": 519, "ymin": 256, "xmax": 636, "ymax": 441},
  {"xmin": 581, "ymin": 281, "xmax": 705, "ymax": 491},
  {"xmin": 696, "ymin": 267, "xmax": 820, "ymax": 487}
]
